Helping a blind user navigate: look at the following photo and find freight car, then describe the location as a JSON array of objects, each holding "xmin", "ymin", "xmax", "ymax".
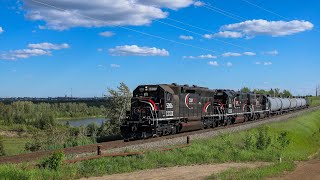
[{"xmin": 120, "ymin": 84, "xmax": 309, "ymax": 141}]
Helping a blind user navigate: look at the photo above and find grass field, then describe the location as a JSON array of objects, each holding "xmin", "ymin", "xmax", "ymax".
[
  {"xmin": 0, "ymin": 109, "xmax": 320, "ymax": 179},
  {"xmin": 309, "ymin": 96, "xmax": 320, "ymax": 107},
  {"xmin": 2, "ymin": 137, "xmax": 31, "ymax": 156}
]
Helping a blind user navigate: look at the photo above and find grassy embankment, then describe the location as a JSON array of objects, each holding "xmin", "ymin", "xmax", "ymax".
[
  {"xmin": 1, "ymin": 107, "xmax": 320, "ymax": 179},
  {"xmin": 309, "ymin": 96, "xmax": 320, "ymax": 107}
]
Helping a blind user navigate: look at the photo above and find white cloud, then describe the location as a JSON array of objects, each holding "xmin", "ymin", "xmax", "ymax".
[
  {"xmin": 204, "ymin": 31, "xmax": 243, "ymax": 39},
  {"xmin": 194, "ymin": 1, "xmax": 205, "ymax": 7},
  {"xmin": 22, "ymin": 0, "xmax": 193, "ymax": 30},
  {"xmin": 255, "ymin": 62, "xmax": 272, "ymax": 66},
  {"xmin": 97, "ymin": 48, "xmax": 103, "ymax": 52},
  {"xmin": 222, "ymin": 19, "xmax": 313, "ymax": 37},
  {"xmin": 0, "ymin": 27, "xmax": 3, "ymax": 34},
  {"xmin": 208, "ymin": 61, "xmax": 219, "ymax": 66},
  {"xmin": 243, "ymin": 52, "xmax": 256, "ymax": 56},
  {"xmin": 1, "ymin": 49, "xmax": 51, "ymax": 60},
  {"xmin": 99, "ymin": 31, "xmax": 114, "ymax": 37},
  {"xmin": 264, "ymin": 50, "xmax": 279, "ymax": 56},
  {"xmin": 1, "ymin": 42, "xmax": 69, "ymax": 60},
  {"xmin": 183, "ymin": 54, "xmax": 217, "ymax": 59},
  {"xmin": 222, "ymin": 52, "xmax": 242, "ymax": 57},
  {"xmin": 179, "ymin": 35, "xmax": 193, "ymax": 40},
  {"xmin": 27, "ymin": 42, "xmax": 70, "ymax": 50},
  {"xmin": 139, "ymin": 0, "xmax": 194, "ymax": 9},
  {"xmin": 109, "ymin": 45, "xmax": 169, "ymax": 56},
  {"xmin": 110, "ymin": 64, "xmax": 120, "ymax": 68},
  {"xmin": 226, "ymin": 62, "xmax": 233, "ymax": 67}
]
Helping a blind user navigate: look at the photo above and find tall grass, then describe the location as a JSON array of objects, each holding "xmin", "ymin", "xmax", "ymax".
[{"xmin": 1, "ymin": 110, "xmax": 320, "ymax": 179}]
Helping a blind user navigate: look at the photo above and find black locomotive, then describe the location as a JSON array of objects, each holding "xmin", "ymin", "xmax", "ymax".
[{"xmin": 120, "ymin": 83, "xmax": 309, "ymax": 141}]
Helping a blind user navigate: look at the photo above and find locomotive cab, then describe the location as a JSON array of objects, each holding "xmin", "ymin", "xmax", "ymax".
[{"xmin": 121, "ymin": 85, "xmax": 176, "ymax": 140}]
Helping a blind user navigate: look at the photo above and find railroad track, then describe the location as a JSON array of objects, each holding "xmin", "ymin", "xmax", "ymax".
[{"xmin": 1, "ymin": 106, "xmax": 319, "ymax": 164}]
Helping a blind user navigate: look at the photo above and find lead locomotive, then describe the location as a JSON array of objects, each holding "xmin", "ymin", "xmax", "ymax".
[{"xmin": 120, "ymin": 84, "xmax": 309, "ymax": 141}]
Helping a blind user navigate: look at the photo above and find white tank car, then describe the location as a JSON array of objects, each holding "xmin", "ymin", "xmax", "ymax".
[
  {"xmin": 280, "ymin": 98, "xmax": 291, "ymax": 110},
  {"xmin": 267, "ymin": 97, "xmax": 282, "ymax": 112},
  {"xmin": 289, "ymin": 98, "xmax": 297, "ymax": 109}
]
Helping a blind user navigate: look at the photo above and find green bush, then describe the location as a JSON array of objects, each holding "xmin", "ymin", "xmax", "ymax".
[
  {"xmin": 0, "ymin": 136, "xmax": 6, "ymax": 156},
  {"xmin": 256, "ymin": 126, "xmax": 271, "ymax": 150},
  {"xmin": 244, "ymin": 134, "xmax": 255, "ymax": 150},
  {"xmin": 39, "ymin": 151, "xmax": 65, "ymax": 171}
]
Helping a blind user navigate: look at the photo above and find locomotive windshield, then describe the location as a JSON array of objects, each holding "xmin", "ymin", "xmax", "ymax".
[{"xmin": 132, "ymin": 85, "xmax": 166, "ymax": 111}]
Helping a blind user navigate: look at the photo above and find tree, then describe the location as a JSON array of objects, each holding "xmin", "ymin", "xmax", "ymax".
[
  {"xmin": 100, "ymin": 82, "xmax": 132, "ymax": 136},
  {"xmin": 241, "ymin": 87, "xmax": 250, "ymax": 93},
  {"xmin": 269, "ymin": 89, "xmax": 275, "ymax": 97},
  {"xmin": 282, "ymin": 90, "xmax": 292, "ymax": 97}
]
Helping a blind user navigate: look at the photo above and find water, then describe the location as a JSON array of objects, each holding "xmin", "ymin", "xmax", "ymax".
[{"xmin": 59, "ymin": 118, "xmax": 109, "ymax": 127}]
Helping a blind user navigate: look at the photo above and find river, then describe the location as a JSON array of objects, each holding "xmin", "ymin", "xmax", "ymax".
[{"xmin": 59, "ymin": 118, "xmax": 109, "ymax": 127}]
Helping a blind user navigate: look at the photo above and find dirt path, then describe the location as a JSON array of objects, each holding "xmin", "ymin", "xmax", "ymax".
[
  {"xmin": 83, "ymin": 162, "xmax": 269, "ymax": 180},
  {"xmin": 274, "ymin": 159, "xmax": 320, "ymax": 180}
]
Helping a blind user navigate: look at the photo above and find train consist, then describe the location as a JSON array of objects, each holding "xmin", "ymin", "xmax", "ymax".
[{"xmin": 120, "ymin": 84, "xmax": 309, "ymax": 141}]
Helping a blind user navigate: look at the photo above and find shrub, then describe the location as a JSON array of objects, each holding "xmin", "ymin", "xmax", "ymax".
[
  {"xmin": 244, "ymin": 134, "xmax": 255, "ymax": 150},
  {"xmin": 87, "ymin": 122, "xmax": 99, "ymax": 137},
  {"xmin": 256, "ymin": 126, "xmax": 271, "ymax": 150},
  {"xmin": 0, "ymin": 136, "xmax": 6, "ymax": 156},
  {"xmin": 39, "ymin": 151, "xmax": 64, "ymax": 171},
  {"xmin": 276, "ymin": 131, "xmax": 290, "ymax": 149}
]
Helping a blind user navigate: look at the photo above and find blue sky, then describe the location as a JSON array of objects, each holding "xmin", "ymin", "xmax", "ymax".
[{"xmin": 0, "ymin": 0, "xmax": 319, "ymax": 97}]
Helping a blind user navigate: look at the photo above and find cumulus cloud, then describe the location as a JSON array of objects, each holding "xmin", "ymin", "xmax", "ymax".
[
  {"xmin": 194, "ymin": 1, "xmax": 205, "ymax": 7},
  {"xmin": 264, "ymin": 50, "xmax": 279, "ymax": 56},
  {"xmin": 109, "ymin": 45, "xmax": 169, "ymax": 56},
  {"xmin": 204, "ymin": 31, "xmax": 243, "ymax": 39},
  {"xmin": 222, "ymin": 19, "xmax": 313, "ymax": 37},
  {"xmin": 27, "ymin": 42, "xmax": 70, "ymax": 50},
  {"xmin": 179, "ymin": 35, "xmax": 193, "ymax": 40},
  {"xmin": 110, "ymin": 64, "xmax": 120, "ymax": 68},
  {"xmin": 1, "ymin": 42, "xmax": 69, "ymax": 60},
  {"xmin": 243, "ymin": 52, "xmax": 256, "ymax": 56},
  {"xmin": 22, "ymin": 0, "xmax": 193, "ymax": 30},
  {"xmin": 208, "ymin": 61, "xmax": 219, "ymax": 66},
  {"xmin": 226, "ymin": 62, "xmax": 233, "ymax": 67},
  {"xmin": 222, "ymin": 52, "xmax": 242, "ymax": 57},
  {"xmin": 1, "ymin": 49, "xmax": 51, "ymax": 60},
  {"xmin": 0, "ymin": 27, "xmax": 3, "ymax": 34},
  {"xmin": 97, "ymin": 48, "xmax": 103, "ymax": 52},
  {"xmin": 99, "ymin": 31, "xmax": 115, "ymax": 37},
  {"xmin": 183, "ymin": 54, "xmax": 217, "ymax": 59}
]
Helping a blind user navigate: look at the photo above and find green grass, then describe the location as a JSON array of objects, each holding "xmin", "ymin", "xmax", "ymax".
[
  {"xmin": 2, "ymin": 137, "xmax": 31, "ymax": 156},
  {"xmin": 309, "ymin": 96, "xmax": 320, "ymax": 107},
  {"xmin": 207, "ymin": 162, "xmax": 296, "ymax": 180},
  {"xmin": 0, "ymin": 122, "xmax": 38, "ymax": 133},
  {"xmin": 1, "ymin": 109, "xmax": 320, "ymax": 179}
]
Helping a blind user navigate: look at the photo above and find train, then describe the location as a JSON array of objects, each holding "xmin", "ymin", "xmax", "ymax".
[{"xmin": 120, "ymin": 83, "xmax": 309, "ymax": 141}]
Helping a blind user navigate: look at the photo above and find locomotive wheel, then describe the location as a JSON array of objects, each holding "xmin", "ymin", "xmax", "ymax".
[{"xmin": 171, "ymin": 126, "xmax": 177, "ymax": 135}]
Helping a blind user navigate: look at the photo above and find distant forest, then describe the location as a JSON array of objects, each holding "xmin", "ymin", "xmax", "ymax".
[
  {"xmin": 240, "ymin": 87, "xmax": 293, "ymax": 97},
  {"xmin": 0, "ymin": 102, "xmax": 106, "ymax": 129}
]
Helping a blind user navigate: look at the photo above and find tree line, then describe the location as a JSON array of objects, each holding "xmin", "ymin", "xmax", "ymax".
[
  {"xmin": 0, "ymin": 101, "xmax": 106, "ymax": 129},
  {"xmin": 240, "ymin": 87, "xmax": 292, "ymax": 97}
]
